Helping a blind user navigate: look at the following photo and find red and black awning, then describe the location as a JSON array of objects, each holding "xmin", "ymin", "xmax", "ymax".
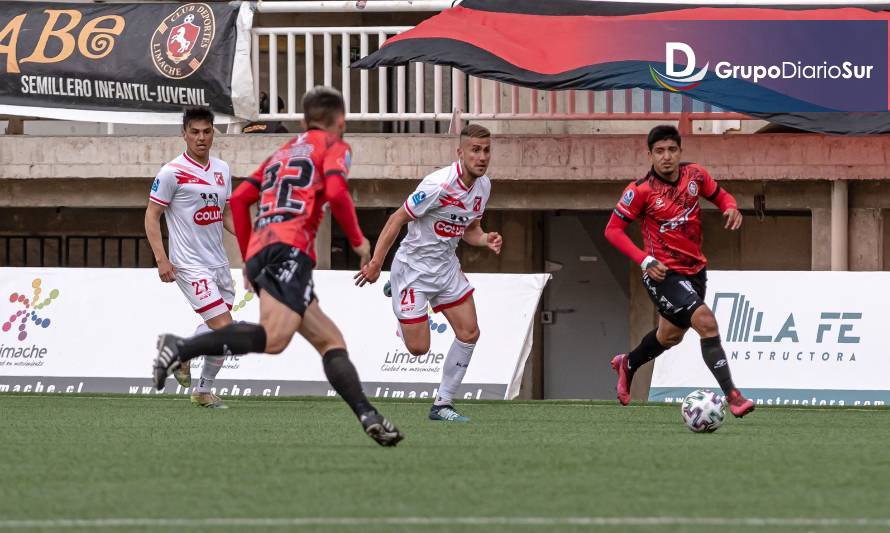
[{"xmin": 353, "ymin": 0, "xmax": 890, "ymax": 134}]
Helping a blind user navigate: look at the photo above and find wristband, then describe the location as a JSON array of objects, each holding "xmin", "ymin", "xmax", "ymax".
[{"xmin": 640, "ymin": 255, "xmax": 658, "ymax": 271}]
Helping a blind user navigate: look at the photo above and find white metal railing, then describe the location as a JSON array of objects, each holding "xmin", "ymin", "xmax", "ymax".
[{"xmin": 251, "ymin": 25, "xmax": 747, "ymax": 125}]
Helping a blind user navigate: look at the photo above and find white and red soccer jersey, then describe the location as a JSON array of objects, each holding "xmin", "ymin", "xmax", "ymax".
[
  {"xmin": 149, "ymin": 152, "xmax": 232, "ymax": 268},
  {"xmin": 395, "ymin": 162, "xmax": 491, "ymax": 274}
]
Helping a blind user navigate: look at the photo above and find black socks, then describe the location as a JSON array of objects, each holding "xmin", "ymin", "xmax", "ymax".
[
  {"xmin": 627, "ymin": 328, "xmax": 667, "ymax": 373},
  {"xmin": 323, "ymin": 348, "xmax": 374, "ymax": 417},
  {"xmin": 701, "ymin": 335, "xmax": 735, "ymax": 395},
  {"xmin": 177, "ymin": 322, "xmax": 267, "ymax": 362}
]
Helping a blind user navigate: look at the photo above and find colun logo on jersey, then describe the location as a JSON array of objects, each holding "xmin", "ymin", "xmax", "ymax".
[
  {"xmin": 434, "ymin": 220, "xmax": 466, "ymax": 238},
  {"xmin": 193, "ymin": 192, "xmax": 222, "ymax": 225}
]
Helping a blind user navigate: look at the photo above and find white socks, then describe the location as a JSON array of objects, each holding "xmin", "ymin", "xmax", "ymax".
[
  {"xmin": 194, "ymin": 323, "xmax": 225, "ymax": 394},
  {"xmin": 434, "ymin": 339, "xmax": 476, "ymax": 406}
]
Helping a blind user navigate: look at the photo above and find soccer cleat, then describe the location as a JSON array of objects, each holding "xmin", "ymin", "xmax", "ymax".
[
  {"xmin": 173, "ymin": 362, "xmax": 191, "ymax": 388},
  {"xmin": 429, "ymin": 404, "xmax": 469, "ymax": 422},
  {"xmin": 153, "ymin": 334, "xmax": 184, "ymax": 391},
  {"xmin": 360, "ymin": 411, "xmax": 404, "ymax": 447},
  {"xmin": 191, "ymin": 392, "xmax": 228, "ymax": 409},
  {"xmin": 726, "ymin": 389, "xmax": 755, "ymax": 418},
  {"xmin": 610, "ymin": 353, "xmax": 633, "ymax": 406}
]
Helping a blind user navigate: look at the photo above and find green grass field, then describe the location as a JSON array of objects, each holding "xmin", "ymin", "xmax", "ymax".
[{"xmin": 1, "ymin": 395, "xmax": 889, "ymax": 533}]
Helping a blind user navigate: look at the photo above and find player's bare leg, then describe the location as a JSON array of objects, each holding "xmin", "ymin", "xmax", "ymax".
[
  {"xmin": 399, "ymin": 319, "xmax": 431, "ymax": 357},
  {"xmin": 428, "ymin": 295, "xmax": 480, "ymax": 422},
  {"xmin": 690, "ymin": 306, "xmax": 754, "ymax": 418},
  {"xmin": 297, "ymin": 299, "xmax": 403, "ymax": 446},
  {"xmin": 154, "ymin": 291, "xmax": 403, "ymax": 446},
  {"xmin": 257, "ymin": 290, "xmax": 302, "ymax": 354},
  {"xmin": 188, "ymin": 311, "xmax": 233, "ymax": 409}
]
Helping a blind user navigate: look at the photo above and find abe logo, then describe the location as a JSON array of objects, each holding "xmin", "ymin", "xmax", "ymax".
[
  {"xmin": 151, "ymin": 178, "xmax": 160, "ymax": 192},
  {"xmin": 411, "ymin": 191, "xmax": 427, "ymax": 206},
  {"xmin": 434, "ymin": 220, "xmax": 466, "ymax": 238},
  {"xmin": 151, "ymin": 3, "xmax": 215, "ymax": 80}
]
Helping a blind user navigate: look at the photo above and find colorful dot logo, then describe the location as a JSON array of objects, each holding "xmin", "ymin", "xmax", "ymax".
[
  {"xmin": 429, "ymin": 312, "xmax": 449, "ymax": 335},
  {"xmin": 395, "ymin": 305, "xmax": 449, "ymax": 338},
  {"xmin": 2, "ymin": 278, "xmax": 59, "ymax": 342}
]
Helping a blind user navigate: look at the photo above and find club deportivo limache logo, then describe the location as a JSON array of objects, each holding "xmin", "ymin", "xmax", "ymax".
[
  {"xmin": 2, "ymin": 278, "xmax": 60, "ymax": 342},
  {"xmin": 150, "ymin": 3, "xmax": 215, "ymax": 80}
]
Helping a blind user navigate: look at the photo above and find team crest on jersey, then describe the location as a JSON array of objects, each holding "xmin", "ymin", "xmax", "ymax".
[
  {"xmin": 151, "ymin": 4, "xmax": 215, "ymax": 80},
  {"xmin": 622, "ymin": 189, "xmax": 635, "ymax": 206},
  {"xmin": 151, "ymin": 178, "xmax": 160, "ymax": 192},
  {"xmin": 214, "ymin": 172, "xmax": 224, "ymax": 186},
  {"xmin": 688, "ymin": 181, "xmax": 699, "ymax": 196},
  {"xmin": 411, "ymin": 191, "xmax": 427, "ymax": 206},
  {"xmin": 473, "ymin": 196, "xmax": 482, "ymax": 212}
]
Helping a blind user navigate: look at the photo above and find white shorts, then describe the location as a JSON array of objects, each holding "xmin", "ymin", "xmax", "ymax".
[
  {"xmin": 389, "ymin": 257, "xmax": 474, "ymax": 324},
  {"xmin": 174, "ymin": 265, "xmax": 235, "ymax": 321}
]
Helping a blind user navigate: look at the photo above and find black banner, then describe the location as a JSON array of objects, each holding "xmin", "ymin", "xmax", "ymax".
[{"xmin": 0, "ymin": 1, "xmax": 243, "ymax": 117}]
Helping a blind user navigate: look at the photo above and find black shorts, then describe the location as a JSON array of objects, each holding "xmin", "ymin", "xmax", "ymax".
[
  {"xmin": 245, "ymin": 244, "xmax": 317, "ymax": 317},
  {"xmin": 642, "ymin": 268, "xmax": 707, "ymax": 329}
]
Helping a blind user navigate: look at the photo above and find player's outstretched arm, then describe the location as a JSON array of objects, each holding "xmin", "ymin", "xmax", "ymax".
[
  {"xmin": 222, "ymin": 206, "xmax": 236, "ymax": 236},
  {"xmin": 462, "ymin": 219, "xmax": 502, "ymax": 255},
  {"xmin": 604, "ymin": 213, "xmax": 666, "ymax": 282},
  {"xmin": 325, "ymin": 172, "xmax": 371, "ymax": 266},
  {"xmin": 229, "ymin": 180, "xmax": 260, "ymax": 261},
  {"xmin": 701, "ymin": 171, "xmax": 742, "ymax": 231},
  {"xmin": 144, "ymin": 201, "xmax": 175, "ymax": 282},
  {"xmin": 354, "ymin": 207, "xmax": 411, "ymax": 287},
  {"xmin": 709, "ymin": 189, "xmax": 743, "ymax": 231}
]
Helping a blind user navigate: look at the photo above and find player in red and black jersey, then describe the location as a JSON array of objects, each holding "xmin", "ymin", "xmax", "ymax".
[
  {"xmin": 152, "ymin": 87, "xmax": 403, "ymax": 446},
  {"xmin": 604, "ymin": 125, "xmax": 754, "ymax": 418}
]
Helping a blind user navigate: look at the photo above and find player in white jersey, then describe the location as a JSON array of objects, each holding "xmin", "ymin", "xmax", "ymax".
[
  {"xmin": 355, "ymin": 124, "xmax": 502, "ymax": 422},
  {"xmin": 144, "ymin": 107, "xmax": 235, "ymax": 408}
]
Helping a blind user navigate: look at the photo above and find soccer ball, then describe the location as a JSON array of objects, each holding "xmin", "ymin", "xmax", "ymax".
[{"xmin": 681, "ymin": 389, "xmax": 725, "ymax": 433}]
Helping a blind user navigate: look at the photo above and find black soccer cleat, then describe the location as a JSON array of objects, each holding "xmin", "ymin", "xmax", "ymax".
[
  {"xmin": 360, "ymin": 411, "xmax": 404, "ymax": 447},
  {"xmin": 153, "ymin": 334, "xmax": 184, "ymax": 391}
]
